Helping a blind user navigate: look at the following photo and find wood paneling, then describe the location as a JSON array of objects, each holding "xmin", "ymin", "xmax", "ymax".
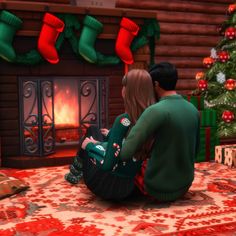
[
  {"xmin": 158, "ymin": 35, "xmax": 220, "ymax": 47},
  {"xmin": 155, "ymin": 11, "xmax": 226, "ymax": 25},
  {"xmin": 0, "ymin": 101, "xmax": 18, "ymax": 108},
  {"xmin": 117, "ymin": 0, "xmax": 233, "ymax": 94},
  {"xmin": 0, "ymin": 93, "xmax": 18, "ymax": 102},
  {"xmin": 1, "ymin": 146, "xmax": 20, "ymax": 156},
  {"xmin": 116, "ymin": 0, "xmax": 230, "ymax": 14},
  {"xmin": 0, "ymin": 119, "xmax": 19, "ymax": 131},
  {"xmin": 5, "ymin": 0, "xmax": 71, "ymax": 4},
  {"xmin": 0, "ymin": 108, "xmax": 19, "ymax": 120},
  {"xmin": 0, "ymin": 131, "xmax": 19, "ymax": 137},
  {"xmin": 1, "ymin": 137, "xmax": 19, "ymax": 146},
  {"xmin": 178, "ymin": 0, "xmax": 233, "ymax": 3},
  {"xmin": 0, "ymin": 1, "xmax": 156, "ymax": 18},
  {"xmin": 0, "ymin": 76, "xmax": 17, "ymax": 84},
  {"xmin": 0, "ymin": 0, "xmax": 234, "ymax": 160},
  {"xmin": 160, "ymin": 23, "xmax": 218, "ymax": 36},
  {"xmin": 0, "ymin": 84, "xmax": 18, "ymax": 93}
]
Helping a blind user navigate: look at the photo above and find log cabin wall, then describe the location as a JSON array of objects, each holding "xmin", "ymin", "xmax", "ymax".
[
  {"xmin": 0, "ymin": 2, "xmax": 156, "ymax": 159},
  {"xmin": 0, "ymin": 0, "xmax": 234, "ymax": 160},
  {"xmin": 116, "ymin": 0, "xmax": 234, "ymax": 94}
]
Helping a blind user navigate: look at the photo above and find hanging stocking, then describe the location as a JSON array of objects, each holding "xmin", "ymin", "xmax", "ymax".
[
  {"xmin": 115, "ymin": 17, "xmax": 139, "ymax": 65},
  {"xmin": 0, "ymin": 10, "xmax": 22, "ymax": 62},
  {"xmin": 78, "ymin": 15, "xmax": 103, "ymax": 63},
  {"xmin": 37, "ymin": 13, "xmax": 65, "ymax": 64}
]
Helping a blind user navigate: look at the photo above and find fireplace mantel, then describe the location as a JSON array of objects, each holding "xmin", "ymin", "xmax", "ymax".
[
  {"xmin": 0, "ymin": 1, "xmax": 157, "ymax": 17},
  {"xmin": 0, "ymin": 1, "xmax": 157, "ymax": 38}
]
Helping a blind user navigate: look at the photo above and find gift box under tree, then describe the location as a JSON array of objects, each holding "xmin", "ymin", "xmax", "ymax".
[
  {"xmin": 183, "ymin": 95, "xmax": 204, "ymax": 111},
  {"xmin": 196, "ymin": 126, "xmax": 219, "ymax": 162},
  {"xmin": 183, "ymin": 94, "xmax": 219, "ymax": 162},
  {"xmin": 215, "ymin": 144, "xmax": 236, "ymax": 167}
]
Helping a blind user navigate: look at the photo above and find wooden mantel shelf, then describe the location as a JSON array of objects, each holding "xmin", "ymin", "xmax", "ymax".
[{"xmin": 0, "ymin": 1, "xmax": 157, "ymax": 18}]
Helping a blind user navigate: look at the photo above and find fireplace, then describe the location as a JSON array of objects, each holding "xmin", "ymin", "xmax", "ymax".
[
  {"xmin": 19, "ymin": 76, "xmax": 108, "ymax": 156},
  {"xmin": 0, "ymin": 4, "xmax": 157, "ymax": 168}
]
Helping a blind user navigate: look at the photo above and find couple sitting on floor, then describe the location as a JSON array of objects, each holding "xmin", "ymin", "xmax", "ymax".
[{"xmin": 65, "ymin": 62, "xmax": 200, "ymax": 202}]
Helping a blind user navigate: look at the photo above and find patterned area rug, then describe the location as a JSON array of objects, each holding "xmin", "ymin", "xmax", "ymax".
[{"xmin": 0, "ymin": 162, "xmax": 236, "ymax": 236}]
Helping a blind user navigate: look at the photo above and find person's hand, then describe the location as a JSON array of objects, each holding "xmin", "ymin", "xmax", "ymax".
[
  {"xmin": 100, "ymin": 128, "xmax": 109, "ymax": 136},
  {"xmin": 81, "ymin": 137, "xmax": 98, "ymax": 150},
  {"xmin": 89, "ymin": 136, "xmax": 98, "ymax": 144}
]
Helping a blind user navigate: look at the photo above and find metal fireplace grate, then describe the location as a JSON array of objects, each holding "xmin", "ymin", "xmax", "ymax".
[{"xmin": 19, "ymin": 77, "xmax": 108, "ymax": 157}]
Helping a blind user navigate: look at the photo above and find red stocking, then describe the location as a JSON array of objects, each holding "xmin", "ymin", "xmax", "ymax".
[
  {"xmin": 115, "ymin": 17, "xmax": 139, "ymax": 65},
  {"xmin": 38, "ymin": 13, "xmax": 64, "ymax": 64}
]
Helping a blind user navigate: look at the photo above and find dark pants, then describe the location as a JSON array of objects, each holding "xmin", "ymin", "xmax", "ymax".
[{"xmin": 80, "ymin": 126, "xmax": 136, "ymax": 201}]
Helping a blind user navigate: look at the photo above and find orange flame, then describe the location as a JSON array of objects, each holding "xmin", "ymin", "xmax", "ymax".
[{"xmin": 54, "ymin": 83, "xmax": 79, "ymax": 127}]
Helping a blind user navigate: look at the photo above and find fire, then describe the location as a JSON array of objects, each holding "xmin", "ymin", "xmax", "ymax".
[{"xmin": 54, "ymin": 81, "xmax": 79, "ymax": 127}]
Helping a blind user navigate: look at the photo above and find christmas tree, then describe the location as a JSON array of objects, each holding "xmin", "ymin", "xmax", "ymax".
[{"xmin": 195, "ymin": 3, "xmax": 236, "ymax": 139}]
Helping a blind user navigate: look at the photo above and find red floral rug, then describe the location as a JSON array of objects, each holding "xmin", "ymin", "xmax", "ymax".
[{"xmin": 0, "ymin": 162, "xmax": 236, "ymax": 236}]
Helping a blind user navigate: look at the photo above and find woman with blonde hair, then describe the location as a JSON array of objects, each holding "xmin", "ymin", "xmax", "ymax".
[{"xmin": 65, "ymin": 69, "xmax": 156, "ymax": 200}]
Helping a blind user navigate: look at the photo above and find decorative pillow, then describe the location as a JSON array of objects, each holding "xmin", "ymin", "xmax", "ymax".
[{"xmin": 0, "ymin": 172, "xmax": 29, "ymax": 200}]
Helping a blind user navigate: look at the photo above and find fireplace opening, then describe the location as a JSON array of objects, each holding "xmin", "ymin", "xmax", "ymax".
[
  {"xmin": 53, "ymin": 79, "xmax": 79, "ymax": 145},
  {"xmin": 19, "ymin": 77, "xmax": 108, "ymax": 157}
]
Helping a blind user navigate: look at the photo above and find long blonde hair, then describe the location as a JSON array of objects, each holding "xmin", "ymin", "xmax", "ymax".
[
  {"xmin": 122, "ymin": 69, "xmax": 155, "ymax": 123},
  {"xmin": 122, "ymin": 69, "xmax": 156, "ymax": 160}
]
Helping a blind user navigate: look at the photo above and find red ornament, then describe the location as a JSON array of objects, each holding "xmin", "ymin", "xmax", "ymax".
[
  {"xmin": 225, "ymin": 27, "xmax": 236, "ymax": 40},
  {"xmin": 228, "ymin": 4, "xmax": 236, "ymax": 14},
  {"xmin": 222, "ymin": 110, "xmax": 235, "ymax": 123},
  {"xmin": 218, "ymin": 51, "xmax": 230, "ymax": 63},
  {"xmin": 115, "ymin": 17, "xmax": 139, "ymax": 65},
  {"xmin": 203, "ymin": 57, "xmax": 214, "ymax": 68},
  {"xmin": 197, "ymin": 79, "xmax": 208, "ymax": 91},
  {"xmin": 224, "ymin": 79, "xmax": 236, "ymax": 90},
  {"xmin": 195, "ymin": 72, "xmax": 205, "ymax": 81},
  {"xmin": 38, "ymin": 13, "xmax": 65, "ymax": 64}
]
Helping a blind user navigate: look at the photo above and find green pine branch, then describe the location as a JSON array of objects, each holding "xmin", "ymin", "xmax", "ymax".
[
  {"xmin": 228, "ymin": 11, "xmax": 236, "ymax": 24},
  {"xmin": 222, "ymin": 39, "xmax": 236, "ymax": 50},
  {"xmin": 217, "ymin": 38, "xmax": 229, "ymax": 49},
  {"xmin": 206, "ymin": 90, "xmax": 236, "ymax": 107},
  {"xmin": 206, "ymin": 62, "xmax": 225, "ymax": 81},
  {"xmin": 205, "ymin": 82, "xmax": 224, "ymax": 98},
  {"xmin": 218, "ymin": 121, "xmax": 236, "ymax": 138}
]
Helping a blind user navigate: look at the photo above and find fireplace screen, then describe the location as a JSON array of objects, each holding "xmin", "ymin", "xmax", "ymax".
[{"xmin": 19, "ymin": 77, "xmax": 108, "ymax": 156}]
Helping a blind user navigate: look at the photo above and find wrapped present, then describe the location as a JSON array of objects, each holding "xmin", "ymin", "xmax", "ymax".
[
  {"xmin": 215, "ymin": 145, "xmax": 230, "ymax": 163},
  {"xmin": 196, "ymin": 126, "xmax": 219, "ymax": 162},
  {"xmin": 215, "ymin": 145, "xmax": 236, "ymax": 166},
  {"xmin": 215, "ymin": 145, "xmax": 227, "ymax": 164},
  {"xmin": 183, "ymin": 95, "xmax": 204, "ymax": 110},
  {"xmin": 200, "ymin": 109, "xmax": 217, "ymax": 127},
  {"xmin": 224, "ymin": 147, "xmax": 236, "ymax": 167}
]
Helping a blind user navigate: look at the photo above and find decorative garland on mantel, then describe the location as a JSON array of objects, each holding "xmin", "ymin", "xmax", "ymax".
[{"xmin": 0, "ymin": 10, "xmax": 160, "ymax": 67}]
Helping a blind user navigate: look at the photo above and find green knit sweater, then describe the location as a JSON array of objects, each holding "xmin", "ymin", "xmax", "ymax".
[
  {"xmin": 85, "ymin": 113, "xmax": 142, "ymax": 178},
  {"xmin": 120, "ymin": 94, "xmax": 200, "ymax": 201}
]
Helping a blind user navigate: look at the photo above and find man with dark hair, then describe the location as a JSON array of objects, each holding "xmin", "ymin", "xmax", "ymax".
[{"xmin": 120, "ymin": 62, "xmax": 200, "ymax": 202}]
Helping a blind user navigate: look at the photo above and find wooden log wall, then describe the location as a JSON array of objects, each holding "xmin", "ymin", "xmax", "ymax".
[
  {"xmin": 1, "ymin": 0, "xmax": 233, "ymax": 158},
  {"xmin": 116, "ymin": 0, "xmax": 234, "ymax": 94},
  {"xmin": 0, "ymin": 3, "xmax": 155, "ymax": 158}
]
